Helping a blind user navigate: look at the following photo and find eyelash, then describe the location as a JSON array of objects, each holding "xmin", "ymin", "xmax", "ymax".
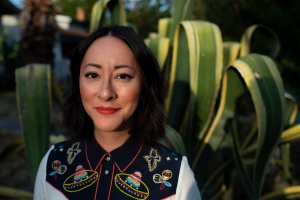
[
  {"xmin": 84, "ymin": 73, "xmax": 132, "ymax": 80},
  {"xmin": 85, "ymin": 73, "xmax": 98, "ymax": 79},
  {"xmin": 117, "ymin": 74, "xmax": 132, "ymax": 79}
]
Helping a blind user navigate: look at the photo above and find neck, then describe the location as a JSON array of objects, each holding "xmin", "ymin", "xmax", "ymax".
[{"xmin": 93, "ymin": 129, "xmax": 131, "ymax": 152}]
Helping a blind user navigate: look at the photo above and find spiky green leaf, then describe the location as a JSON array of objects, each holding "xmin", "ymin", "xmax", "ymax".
[{"xmin": 15, "ymin": 64, "xmax": 51, "ymax": 182}]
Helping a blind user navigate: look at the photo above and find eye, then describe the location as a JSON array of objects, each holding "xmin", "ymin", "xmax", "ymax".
[
  {"xmin": 117, "ymin": 74, "xmax": 132, "ymax": 80},
  {"xmin": 85, "ymin": 73, "xmax": 99, "ymax": 79}
]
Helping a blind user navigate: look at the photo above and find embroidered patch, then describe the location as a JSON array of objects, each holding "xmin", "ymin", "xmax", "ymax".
[
  {"xmin": 153, "ymin": 170, "xmax": 172, "ymax": 190},
  {"xmin": 49, "ymin": 160, "xmax": 67, "ymax": 179},
  {"xmin": 59, "ymin": 146, "xmax": 64, "ymax": 152},
  {"xmin": 53, "ymin": 145, "xmax": 64, "ymax": 152},
  {"xmin": 114, "ymin": 172, "xmax": 149, "ymax": 199},
  {"xmin": 143, "ymin": 148, "xmax": 161, "ymax": 172},
  {"xmin": 63, "ymin": 165, "xmax": 98, "ymax": 192},
  {"xmin": 171, "ymin": 152, "xmax": 179, "ymax": 161},
  {"xmin": 66, "ymin": 142, "xmax": 82, "ymax": 164}
]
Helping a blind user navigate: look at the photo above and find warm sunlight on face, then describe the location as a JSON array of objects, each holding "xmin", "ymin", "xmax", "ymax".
[{"xmin": 79, "ymin": 36, "xmax": 142, "ymax": 136}]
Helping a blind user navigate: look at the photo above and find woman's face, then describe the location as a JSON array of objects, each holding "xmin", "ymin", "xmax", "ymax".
[{"xmin": 79, "ymin": 36, "xmax": 142, "ymax": 134}]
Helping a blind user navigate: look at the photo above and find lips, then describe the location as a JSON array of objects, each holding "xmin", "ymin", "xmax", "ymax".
[{"xmin": 95, "ymin": 106, "xmax": 120, "ymax": 115}]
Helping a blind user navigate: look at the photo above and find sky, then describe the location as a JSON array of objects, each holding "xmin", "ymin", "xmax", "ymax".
[{"xmin": 9, "ymin": 0, "xmax": 24, "ymax": 9}]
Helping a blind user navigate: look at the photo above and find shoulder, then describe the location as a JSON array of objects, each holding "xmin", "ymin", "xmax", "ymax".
[
  {"xmin": 46, "ymin": 138, "xmax": 83, "ymax": 165},
  {"xmin": 53, "ymin": 139, "xmax": 78, "ymax": 149},
  {"xmin": 142, "ymin": 142, "xmax": 183, "ymax": 173},
  {"xmin": 152, "ymin": 142, "xmax": 183, "ymax": 159},
  {"xmin": 49, "ymin": 139, "xmax": 81, "ymax": 154}
]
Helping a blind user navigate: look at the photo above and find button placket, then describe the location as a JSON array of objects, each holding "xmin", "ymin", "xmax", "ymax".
[
  {"xmin": 96, "ymin": 155, "xmax": 114, "ymax": 198},
  {"xmin": 103, "ymin": 156, "xmax": 111, "ymax": 175}
]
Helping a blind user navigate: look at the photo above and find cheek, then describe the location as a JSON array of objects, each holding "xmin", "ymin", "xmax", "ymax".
[
  {"xmin": 79, "ymin": 83, "xmax": 86, "ymax": 99},
  {"xmin": 79, "ymin": 82, "xmax": 93, "ymax": 103},
  {"xmin": 120, "ymin": 84, "xmax": 141, "ymax": 106}
]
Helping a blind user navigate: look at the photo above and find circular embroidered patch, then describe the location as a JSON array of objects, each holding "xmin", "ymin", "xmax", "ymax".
[
  {"xmin": 63, "ymin": 166, "xmax": 98, "ymax": 192},
  {"xmin": 114, "ymin": 172, "xmax": 149, "ymax": 199}
]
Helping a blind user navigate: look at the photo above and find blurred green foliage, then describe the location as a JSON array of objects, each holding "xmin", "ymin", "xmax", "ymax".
[
  {"xmin": 55, "ymin": 0, "xmax": 300, "ymax": 97},
  {"xmin": 191, "ymin": 0, "xmax": 300, "ymax": 97},
  {"xmin": 0, "ymin": 28, "xmax": 21, "ymax": 91}
]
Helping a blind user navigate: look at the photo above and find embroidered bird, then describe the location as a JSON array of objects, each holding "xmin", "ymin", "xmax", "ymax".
[{"xmin": 67, "ymin": 142, "xmax": 82, "ymax": 164}]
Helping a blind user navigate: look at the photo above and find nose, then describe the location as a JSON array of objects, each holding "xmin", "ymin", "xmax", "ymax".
[{"xmin": 98, "ymin": 78, "xmax": 117, "ymax": 101}]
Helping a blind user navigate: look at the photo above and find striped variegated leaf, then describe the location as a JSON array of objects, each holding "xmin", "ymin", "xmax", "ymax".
[
  {"xmin": 90, "ymin": 0, "xmax": 109, "ymax": 33},
  {"xmin": 284, "ymin": 93, "xmax": 298, "ymax": 127},
  {"xmin": 280, "ymin": 143, "xmax": 292, "ymax": 181},
  {"xmin": 144, "ymin": 36, "xmax": 170, "ymax": 70},
  {"xmin": 169, "ymin": 0, "xmax": 196, "ymax": 42},
  {"xmin": 148, "ymin": 32, "xmax": 158, "ymax": 38},
  {"xmin": 240, "ymin": 24, "xmax": 280, "ymax": 59},
  {"xmin": 223, "ymin": 41, "xmax": 240, "ymax": 69},
  {"xmin": 158, "ymin": 18, "xmax": 172, "ymax": 38},
  {"xmin": 193, "ymin": 53, "xmax": 284, "ymax": 198},
  {"xmin": 110, "ymin": 0, "xmax": 126, "ymax": 26},
  {"xmin": 90, "ymin": 0, "xmax": 126, "ymax": 33},
  {"xmin": 193, "ymin": 59, "xmax": 246, "ymax": 196},
  {"xmin": 15, "ymin": 64, "xmax": 51, "ymax": 182},
  {"xmin": 280, "ymin": 124, "xmax": 300, "ymax": 144},
  {"xmin": 226, "ymin": 54, "xmax": 284, "ymax": 199},
  {"xmin": 261, "ymin": 185, "xmax": 300, "ymax": 200},
  {"xmin": 167, "ymin": 20, "xmax": 223, "ymax": 157}
]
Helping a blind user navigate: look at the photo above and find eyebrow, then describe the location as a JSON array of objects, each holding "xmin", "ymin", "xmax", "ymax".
[
  {"xmin": 115, "ymin": 65, "xmax": 137, "ymax": 72},
  {"xmin": 83, "ymin": 63, "xmax": 101, "ymax": 68},
  {"xmin": 84, "ymin": 63, "xmax": 137, "ymax": 72}
]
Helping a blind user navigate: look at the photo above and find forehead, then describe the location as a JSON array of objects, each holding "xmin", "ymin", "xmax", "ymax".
[
  {"xmin": 81, "ymin": 36, "xmax": 141, "ymax": 72},
  {"xmin": 81, "ymin": 36, "xmax": 140, "ymax": 69},
  {"xmin": 86, "ymin": 36, "xmax": 132, "ymax": 57}
]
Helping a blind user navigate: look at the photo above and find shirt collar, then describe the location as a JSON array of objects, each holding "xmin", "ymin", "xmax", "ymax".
[{"xmin": 86, "ymin": 135, "xmax": 143, "ymax": 172}]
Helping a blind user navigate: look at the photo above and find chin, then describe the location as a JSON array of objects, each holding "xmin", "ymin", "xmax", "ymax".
[
  {"xmin": 94, "ymin": 125, "xmax": 131, "ymax": 133},
  {"xmin": 93, "ymin": 120, "xmax": 132, "ymax": 133}
]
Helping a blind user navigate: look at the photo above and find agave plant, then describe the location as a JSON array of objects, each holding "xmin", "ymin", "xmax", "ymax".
[
  {"xmin": 7, "ymin": 0, "xmax": 300, "ymax": 200},
  {"xmin": 139, "ymin": 1, "xmax": 300, "ymax": 199}
]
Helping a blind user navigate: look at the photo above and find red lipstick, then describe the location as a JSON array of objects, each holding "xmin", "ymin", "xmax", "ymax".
[{"xmin": 95, "ymin": 106, "xmax": 119, "ymax": 115}]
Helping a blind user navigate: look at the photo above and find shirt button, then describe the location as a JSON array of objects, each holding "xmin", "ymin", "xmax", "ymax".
[
  {"xmin": 105, "ymin": 170, "xmax": 109, "ymax": 175},
  {"xmin": 106, "ymin": 156, "xmax": 111, "ymax": 161}
]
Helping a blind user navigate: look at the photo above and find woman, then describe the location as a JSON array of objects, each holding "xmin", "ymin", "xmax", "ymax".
[{"xmin": 34, "ymin": 26, "xmax": 201, "ymax": 200}]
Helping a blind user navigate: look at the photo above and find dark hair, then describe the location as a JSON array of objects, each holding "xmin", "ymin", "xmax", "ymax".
[{"xmin": 63, "ymin": 25, "xmax": 166, "ymax": 146}]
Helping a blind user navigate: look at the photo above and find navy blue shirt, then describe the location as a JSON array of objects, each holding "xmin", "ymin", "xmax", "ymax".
[{"xmin": 45, "ymin": 136, "xmax": 182, "ymax": 200}]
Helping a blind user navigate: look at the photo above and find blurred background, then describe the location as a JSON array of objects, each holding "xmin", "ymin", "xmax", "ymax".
[{"xmin": 0, "ymin": 0, "xmax": 299, "ymax": 199}]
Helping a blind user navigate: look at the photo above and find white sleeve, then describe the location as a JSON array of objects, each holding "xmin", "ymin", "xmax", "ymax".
[
  {"xmin": 34, "ymin": 145, "xmax": 54, "ymax": 200},
  {"xmin": 175, "ymin": 156, "xmax": 202, "ymax": 200}
]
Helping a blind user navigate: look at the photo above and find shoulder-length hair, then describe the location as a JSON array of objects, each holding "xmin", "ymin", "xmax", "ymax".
[{"xmin": 63, "ymin": 25, "xmax": 166, "ymax": 146}]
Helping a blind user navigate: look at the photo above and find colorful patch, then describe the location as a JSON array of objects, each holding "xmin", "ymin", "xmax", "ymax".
[
  {"xmin": 172, "ymin": 153, "xmax": 179, "ymax": 161},
  {"xmin": 143, "ymin": 148, "xmax": 161, "ymax": 172},
  {"xmin": 114, "ymin": 172, "xmax": 149, "ymax": 199},
  {"xmin": 53, "ymin": 145, "xmax": 64, "ymax": 152},
  {"xmin": 153, "ymin": 170, "xmax": 172, "ymax": 190},
  {"xmin": 63, "ymin": 165, "xmax": 98, "ymax": 192},
  {"xmin": 66, "ymin": 142, "xmax": 82, "ymax": 164},
  {"xmin": 59, "ymin": 146, "xmax": 64, "ymax": 152},
  {"xmin": 49, "ymin": 160, "xmax": 67, "ymax": 179}
]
